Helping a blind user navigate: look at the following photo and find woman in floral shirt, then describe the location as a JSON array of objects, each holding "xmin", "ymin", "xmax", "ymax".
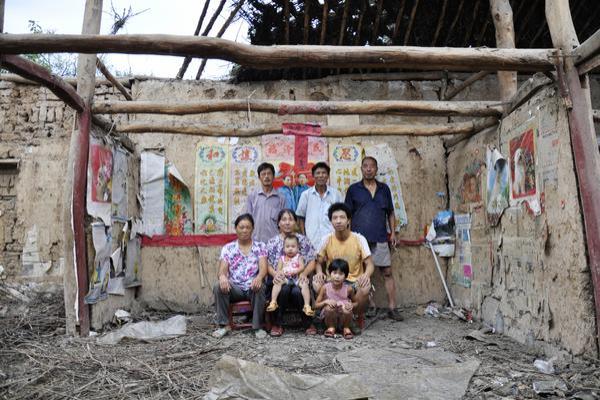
[
  {"xmin": 265, "ymin": 209, "xmax": 317, "ymax": 336},
  {"xmin": 212, "ymin": 213, "xmax": 268, "ymax": 338}
]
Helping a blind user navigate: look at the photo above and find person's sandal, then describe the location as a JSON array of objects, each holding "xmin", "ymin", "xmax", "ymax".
[
  {"xmin": 324, "ymin": 327, "xmax": 336, "ymax": 338},
  {"xmin": 266, "ymin": 301, "xmax": 278, "ymax": 312},
  {"xmin": 343, "ymin": 328, "xmax": 354, "ymax": 340},
  {"xmin": 212, "ymin": 326, "xmax": 231, "ymax": 338},
  {"xmin": 270, "ymin": 325, "xmax": 283, "ymax": 337},
  {"xmin": 305, "ymin": 325, "xmax": 317, "ymax": 335},
  {"xmin": 302, "ymin": 304, "xmax": 315, "ymax": 316}
]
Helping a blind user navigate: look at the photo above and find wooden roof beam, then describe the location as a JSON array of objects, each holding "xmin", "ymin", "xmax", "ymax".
[
  {"xmin": 0, "ymin": 34, "xmax": 558, "ymax": 72},
  {"xmin": 574, "ymin": 28, "xmax": 600, "ymax": 65},
  {"xmin": 175, "ymin": 0, "xmax": 211, "ymax": 79},
  {"xmin": 96, "ymin": 58, "xmax": 132, "ymax": 100},
  {"xmin": 116, "ymin": 117, "xmax": 498, "ymax": 138},
  {"xmin": 92, "ymin": 99, "xmax": 504, "ymax": 117},
  {"xmin": 490, "ymin": 0, "xmax": 517, "ymax": 103}
]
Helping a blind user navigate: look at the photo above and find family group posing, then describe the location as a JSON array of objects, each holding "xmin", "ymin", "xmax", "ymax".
[{"xmin": 213, "ymin": 157, "xmax": 403, "ymax": 339}]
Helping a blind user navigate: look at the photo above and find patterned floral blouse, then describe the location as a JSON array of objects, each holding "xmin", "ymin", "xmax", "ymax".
[
  {"xmin": 266, "ymin": 233, "xmax": 316, "ymax": 271},
  {"xmin": 219, "ymin": 240, "xmax": 267, "ymax": 290}
]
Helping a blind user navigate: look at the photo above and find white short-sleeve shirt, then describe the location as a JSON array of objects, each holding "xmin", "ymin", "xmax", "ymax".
[{"xmin": 296, "ymin": 185, "xmax": 343, "ymax": 249}]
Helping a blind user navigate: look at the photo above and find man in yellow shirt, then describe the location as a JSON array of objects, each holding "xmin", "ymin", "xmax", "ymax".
[{"xmin": 314, "ymin": 202, "xmax": 374, "ymax": 317}]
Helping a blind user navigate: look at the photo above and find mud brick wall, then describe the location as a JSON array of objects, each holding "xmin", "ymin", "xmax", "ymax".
[{"xmin": 447, "ymin": 85, "xmax": 596, "ymax": 355}]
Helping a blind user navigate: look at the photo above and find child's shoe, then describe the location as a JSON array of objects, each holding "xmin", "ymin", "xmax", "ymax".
[
  {"xmin": 266, "ymin": 300, "xmax": 279, "ymax": 312},
  {"xmin": 303, "ymin": 304, "xmax": 315, "ymax": 316}
]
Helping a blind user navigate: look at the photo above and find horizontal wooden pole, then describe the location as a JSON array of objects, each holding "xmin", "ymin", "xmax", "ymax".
[
  {"xmin": 93, "ymin": 99, "xmax": 504, "ymax": 117},
  {"xmin": 0, "ymin": 34, "xmax": 557, "ymax": 72},
  {"xmin": 574, "ymin": 28, "xmax": 600, "ymax": 64},
  {"xmin": 0, "ymin": 72, "xmax": 132, "ymax": 88},
  {"xmin": 0, "ymin": 55, "xmax": 85, "ymax": 112},
  {"xmin": 117, "ymin": 117, "xmax": 498, "ymax": 137}
]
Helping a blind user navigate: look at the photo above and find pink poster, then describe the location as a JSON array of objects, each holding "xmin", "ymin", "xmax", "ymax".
[{"xmin": 90, "ymin": 142, "xmax": 113, "ymax": 204}]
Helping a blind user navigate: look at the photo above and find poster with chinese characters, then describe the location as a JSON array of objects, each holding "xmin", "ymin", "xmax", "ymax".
[
  {"xmin": 111, "ymin": 146, "xmax": 128, "ymax": 222},
  {"xmin": 195, "ymin": 140, "xmax": 228, "ymax": 234},
  {"xmin": 229, "ymin": 140, "xmax": 262, "ymax": 232},
  {"xmin": 164, "ymin": 161, "xmax": 193, "ymax": 236},
  {"xmin": 262, "ymin": 134, "xmax": 298, "ymax": 210},
  {"xmin": 87, "ymin": 137, "xmax": 113, "ymax": 225},
  {"xmin": 451, "ymin": 213, "xmax": 472, "ymax": 288},
  {"xmin": 329, "ymin": 140, "xmax": 362, "ymax": 196},
  {"xmin": 364, "ymin": 143, "xmax": 408, "ymax": 227}
]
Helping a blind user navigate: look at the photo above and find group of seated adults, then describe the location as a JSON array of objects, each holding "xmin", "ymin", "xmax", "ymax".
[{"xmin": 212, "ymin": 204, "xmax": 372, "ymax": 339}]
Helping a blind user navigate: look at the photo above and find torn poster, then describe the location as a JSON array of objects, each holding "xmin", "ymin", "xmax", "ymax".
[
  {"xmin": 87, "ymin": 137, "xmax": 113, "ymax": 225},
  {"xmin": 329, "ymin": 140, "xmax": 362, "ymax": 195},
  {"xmin": 111, "ymin": 146, "xmax": 128, "ymax": 222},
  {"xmin": 141, "ymin": 150, "xmax": 165, "ymax": 236},
  {"xmin": 124, "ymin": 235, "xmax": 142, "ymax": 288},
  {"xmin": 364, "ymin": 143, "xmax": 408, "ymax": 227},
  {"xmin": 537, "ymin": 106, "xmax": 560, "ymax": 191},
  {"xmin": 164, "ymin": 161, "xmax": 193, "ymax": 236},
  {"xmin": 228, "ymin": 140, "xmax": 261, "ymax": 232},
  {"xmin": 107, "ymin": 245, "xmax": 125, "ymax": 296},
  {"xmin": 84, "ymin": 222, "xmax": 112, "ymax": 304},
  {"xmin": 509, "ymin": 119, "xmax": 540, "ymax": 215},
  {"xmin": 485, "ymin": 147, "xmax": 509, "ymax": 226},
  {"xmin": 195, "ymin": 140, "xmax": 228, "ymax": 234},
  {"xmin": 452, "ymin": 213, "xmax": 472, "ymax": 288}
]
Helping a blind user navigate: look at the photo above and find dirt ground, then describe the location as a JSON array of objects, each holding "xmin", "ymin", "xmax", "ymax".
[{"xmin": 1, "ymin": 285, "xmax": 600, "ymax": 399}]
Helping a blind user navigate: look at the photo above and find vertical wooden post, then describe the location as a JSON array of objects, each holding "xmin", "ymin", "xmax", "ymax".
[
  {"xmin": 0, "ymin": 0, "xmax": 5, "ymax": 33},
  {"xmin": 546, "ymin": 0, "xmax": 600, "ymax": 352},
  {"xmin": 63, "ymin": 0, "xmax": 102, "ymax": 337},
  {"xmin": 490, "ymin": 0, "xmax": 517, "ymax": 103}
]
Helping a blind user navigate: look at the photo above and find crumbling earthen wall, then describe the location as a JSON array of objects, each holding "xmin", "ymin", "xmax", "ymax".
[{"xmin": 446, "ymin": 85, "xmax": 596, "ymax": 355}]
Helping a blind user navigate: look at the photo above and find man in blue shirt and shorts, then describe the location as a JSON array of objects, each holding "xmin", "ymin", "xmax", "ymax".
[{"xmin": 345, "ymin": 156, "xmax": 403, "ymax": 321}]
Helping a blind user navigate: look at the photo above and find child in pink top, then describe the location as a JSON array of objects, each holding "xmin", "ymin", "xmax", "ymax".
[
  {"xmin": 315, "ymin": 258, "xmax": 357, "ymax": 339},
  {"xmin": 267, "ymin": 234, "xmax": 314, "ymax": 316}
]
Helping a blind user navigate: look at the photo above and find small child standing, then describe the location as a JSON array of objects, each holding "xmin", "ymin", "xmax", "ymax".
[
  {"xmin": 267, "ymin": 234, "xmax": 315, "ymax": 316},
  {"xmin": 315, "ymin": 258, "xmax": 356, "ymax": 339}
]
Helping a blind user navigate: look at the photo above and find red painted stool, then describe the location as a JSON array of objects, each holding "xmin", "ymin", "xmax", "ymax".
[{"xmin": 228, "ymin": 301, "xmax": 254, "ymax": 330}]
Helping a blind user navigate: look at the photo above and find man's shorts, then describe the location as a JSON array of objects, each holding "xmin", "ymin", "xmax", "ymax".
[{"xmin": 369, "ymin": 242, "xmax": 391, "ymax": 268}]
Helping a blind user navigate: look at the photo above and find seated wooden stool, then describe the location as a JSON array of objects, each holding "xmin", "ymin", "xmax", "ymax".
[{"xmin": 227, "ymin": 300, "xmax": 254, "ymax": 330}]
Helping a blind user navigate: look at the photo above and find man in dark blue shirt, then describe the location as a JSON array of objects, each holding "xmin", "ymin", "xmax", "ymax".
[{"xmin": 345, "ymin": 156, "xmax": 403, "ymax": 321}]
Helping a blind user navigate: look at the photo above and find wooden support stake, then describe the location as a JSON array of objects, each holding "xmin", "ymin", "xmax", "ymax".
[
  {"xmin": 574, "ymin": 28, "xmax": 600, "ymax": 65},
  {"xmin": 195, "ymin": 0, "xmax": 246, "ymax": 80},
  {"xmin": 490, "ymin": 0, "xmax": 517, "ymax": 103},
  {"xmin": 176, "ymin": 0, "xmax": 211, "ymax": 79},
  {"xmin": 93, "ymin": 99, "xmax": 504, "ymax": 117},
  {"xmin": 431, "ymin": 0, "xmax": 447, "ymax": 46},
  {"xmin": 444, "ymin": 0, "xmax": 464, "ymax": 46},
  {"xmin": 117, "ymin": 117, "xmax": 498, "ymax": 137},
  {"xmin": 403, "ymin": 0, "xmax": 420, "ymax": 46},
  {"xmin": 547, "ymin": 0, "xmax": 600, "ymax": 354},
  {"xmin": 578, "ymin": 53, "xmax": 600, "ymax": 76},
  {"xmin": 320, "ymin": 0, "xmax": 328, "ymax": 45},
  {"xmin": 0, "ymin": 0, "xmax": 4, "ymax": 33},
  {"xmin": 63, "ymin": 0, "xmax": 103, "ymax": 338},
  {"xmin": 96, "ymin": 58, "xmax": 132, "ymax": 100},
  {"xmin": 0, "ymin": 34, "xmax": 557, "ymax": 72},
  {"xmin": 443, "ymin": 70, "xmax": 491, "ymax": 100},
  {"xmin": 371, "ymin": 0, "xmax": 384, "ymax": 45},
  {"xmin": 338, "ymin": 0, "xmax": 350, "ymax": 45}
]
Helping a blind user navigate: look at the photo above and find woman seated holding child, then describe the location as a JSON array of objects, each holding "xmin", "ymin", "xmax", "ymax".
[
  {"xmin": 315, "ymin": 259, "xmax": 357, "ymax": 340},
  {"xmin": 265, "ymin": 209, "xmax": 317, "ymax": 337}
]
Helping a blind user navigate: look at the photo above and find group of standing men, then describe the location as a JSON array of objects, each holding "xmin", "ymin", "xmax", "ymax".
[{"xmin": 245, "ymin": 156, "xmax": 403, "ymax": 322}]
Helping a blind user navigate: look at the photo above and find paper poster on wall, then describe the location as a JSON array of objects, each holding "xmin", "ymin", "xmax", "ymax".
[
  {"xmin": 509, "ymin": 119, "xmax": 540, "ymax": 214},
  {"xmin": 485, "ymin": 147, "xmax": 509, "ymax": 226},
  {"xmin": 84, "ymin": 222, "xmax": 111, "ymax": 304},
  {"xmin": 537, "ymin": 107, "xmax": 560, "ymax": 191},
  {"xmin": 141, "ymin": 151, "xmax": 165, "ymax": 236},
  {"xmin": 364, "ymin": 143, "xmax": 408, "ymax": 227},
  {"xmin": 329, "ymin": 140, "xmax": 362, "ymax": 195},
  {"xmin": 124, "ymin": 235, "xmax": 142, "ymax": 288},
  {"xmin": 111, "ymin": 146, "xmax": 128, "ymax": 222},
  {"xmin": 228, "ymin": 140, "xmax": 261, "ymax": 232},
  {"xmin": 262, "ymin": 134, "xmax": 302, "ymax": 210},
  {"xmin": 452, "ymin": 213, "xmax": 472, "ymax": 288},
  {"xmin": 195, "ymin": 140, "xmax": 228, "ymax": 234},
  {"xmin": 164, "ymin": 161, "xmax": 193, "ymax": 236},
  {"xmin": 457, "ymin": 160, "xmax": 484, "ymax": 207},
  {"xmin": 87, "ymin": 137, "xmax": 113, "ymax": 225}
]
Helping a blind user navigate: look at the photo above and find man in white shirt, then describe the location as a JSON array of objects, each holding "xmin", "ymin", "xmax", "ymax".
[{"xmin": 296, "ymin": 162, "xmax": 343, "ymax": 249}]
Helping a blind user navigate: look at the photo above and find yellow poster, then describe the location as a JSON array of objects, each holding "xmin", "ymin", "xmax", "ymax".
[
  {"xmin": 329, "ymin": 140, "xmax": 362, "ymax": 196},
  {"xmin": 194, "ymin": 140, "xmax": 228, "ymax": 234},
  {"xmin": 228, "ymin": 139, "xmax": 262, "ymax": 232}
]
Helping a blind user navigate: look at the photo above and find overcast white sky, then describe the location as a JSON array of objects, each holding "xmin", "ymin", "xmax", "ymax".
[{"xmin": 4, "ymin": 0, "xmax": 249, "ymax": 80}]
